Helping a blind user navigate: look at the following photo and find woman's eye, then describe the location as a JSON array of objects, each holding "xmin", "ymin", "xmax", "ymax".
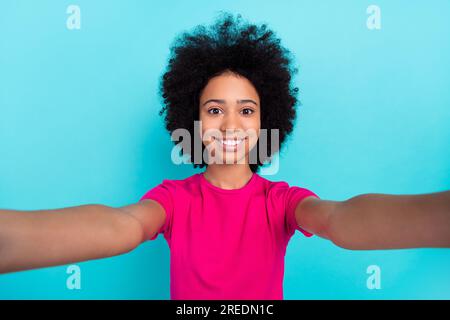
[
  {"xmin": 241, "ymin": 108, "xmax": 254, "ymax": 115},
  {"xmin": 208, "ymin": 107, "xmax": 222, "ymax": 115}
]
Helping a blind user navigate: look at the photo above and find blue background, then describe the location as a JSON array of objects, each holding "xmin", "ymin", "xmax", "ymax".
[{"xmin": 0, "ymin": 0, "xmax": 449, "ymax": 299}]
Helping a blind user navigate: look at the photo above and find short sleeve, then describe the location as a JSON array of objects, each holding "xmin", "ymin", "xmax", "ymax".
[
  {"xmin": 285, "ymin": 186, "xmax": 320, "ymax": 239},
  {"xmin": 139, "ymin": 179, "xmax": 175, "ymax": 241}
]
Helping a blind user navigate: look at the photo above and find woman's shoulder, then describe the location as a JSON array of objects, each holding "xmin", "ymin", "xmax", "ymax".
[
  {"xmin": 139, "ymin": 173, "xmax": 199, "ymax": 201},
  {"xmin": 256, "ymin": 174, "xmax": 318, "ymax": 199},
  {"xmin": 255, "ymin": 173, "xmax": 290, "ymax": 190},
  {"xmin": 158, "ymin": 173, "xmax": 198, "ymax": 182},
  {"xmin": 151, "ymin": 173, "xmax": 202, "ymax": 192}
]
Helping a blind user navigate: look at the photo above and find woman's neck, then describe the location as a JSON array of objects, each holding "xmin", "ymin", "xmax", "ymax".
[{"xmin": 202, "ymin": 165, "xmax": 254, "ymax": 190}]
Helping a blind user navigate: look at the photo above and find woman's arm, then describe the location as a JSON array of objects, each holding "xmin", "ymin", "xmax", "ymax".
[
  {"xmin": 0, "ymin": 199, "xmax": 166, "ymax": 274},
  {"xmin": 296, "ymin": 190, "xmax": 450, "ymax": 250}
]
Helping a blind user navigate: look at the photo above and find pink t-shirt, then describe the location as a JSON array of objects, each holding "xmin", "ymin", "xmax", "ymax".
[{"xmin": 139, "ymin": 172, "xmax": 319, "ymax": 300}]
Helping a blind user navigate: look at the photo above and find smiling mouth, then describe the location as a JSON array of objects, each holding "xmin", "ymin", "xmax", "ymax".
[{"xmin": 213, "ymin": 136, "xmax": 247, "ymax": 150}]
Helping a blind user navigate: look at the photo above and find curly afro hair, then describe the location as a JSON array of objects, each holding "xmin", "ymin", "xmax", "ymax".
[{"xmin": 159, "ymin": 12, "xmax": 301, "ymax": 173}]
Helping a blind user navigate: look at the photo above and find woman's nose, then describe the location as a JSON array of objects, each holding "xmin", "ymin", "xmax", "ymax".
[{"xmin": 220, "ymin": 113, "xmax": 240, "ymax": 133}]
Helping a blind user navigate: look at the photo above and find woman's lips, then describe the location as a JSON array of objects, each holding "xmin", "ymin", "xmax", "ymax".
[{"xmin": 213, "ymin": 137, "xmax": 247, "ymax": 152}]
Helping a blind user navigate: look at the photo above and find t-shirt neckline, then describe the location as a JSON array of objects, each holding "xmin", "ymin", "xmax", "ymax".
[{"xmin": 199, "ymin": 172, "xmax": 257, "ymax": 194}]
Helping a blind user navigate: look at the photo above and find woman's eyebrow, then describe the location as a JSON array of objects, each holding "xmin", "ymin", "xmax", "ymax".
[{"xmin": 202, "ymin": 99, "xmax": 258, "ymax": 106}]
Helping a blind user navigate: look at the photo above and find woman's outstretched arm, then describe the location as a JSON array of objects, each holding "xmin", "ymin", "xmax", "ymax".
[
  {"xmin": 296, "ymin": 190, "xmax": 450, "ymax": 250},
  {"xmin": 0, "ymin": 199, "xmax": 165, "ymax": 274}
]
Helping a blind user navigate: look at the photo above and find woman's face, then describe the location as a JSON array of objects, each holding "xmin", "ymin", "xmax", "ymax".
[{"xmin": 199, "ymin": 71, "xmax": 261, "ymax": 165}]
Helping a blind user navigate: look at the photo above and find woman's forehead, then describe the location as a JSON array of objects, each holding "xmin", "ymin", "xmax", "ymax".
[{"xmin": 200, "ymin": 73, "xmax": 260, "ymax": 102}]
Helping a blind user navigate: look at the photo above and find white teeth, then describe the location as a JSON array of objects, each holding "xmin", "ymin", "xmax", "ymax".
[{"xmin": 218, "ymin": 138, "xmax": 245, "ymax": 146}]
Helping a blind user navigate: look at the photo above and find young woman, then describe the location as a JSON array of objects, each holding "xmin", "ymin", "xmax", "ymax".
[{"xmin": 0, "ymin": 13, "xmax": 449, "ymax": 300}]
